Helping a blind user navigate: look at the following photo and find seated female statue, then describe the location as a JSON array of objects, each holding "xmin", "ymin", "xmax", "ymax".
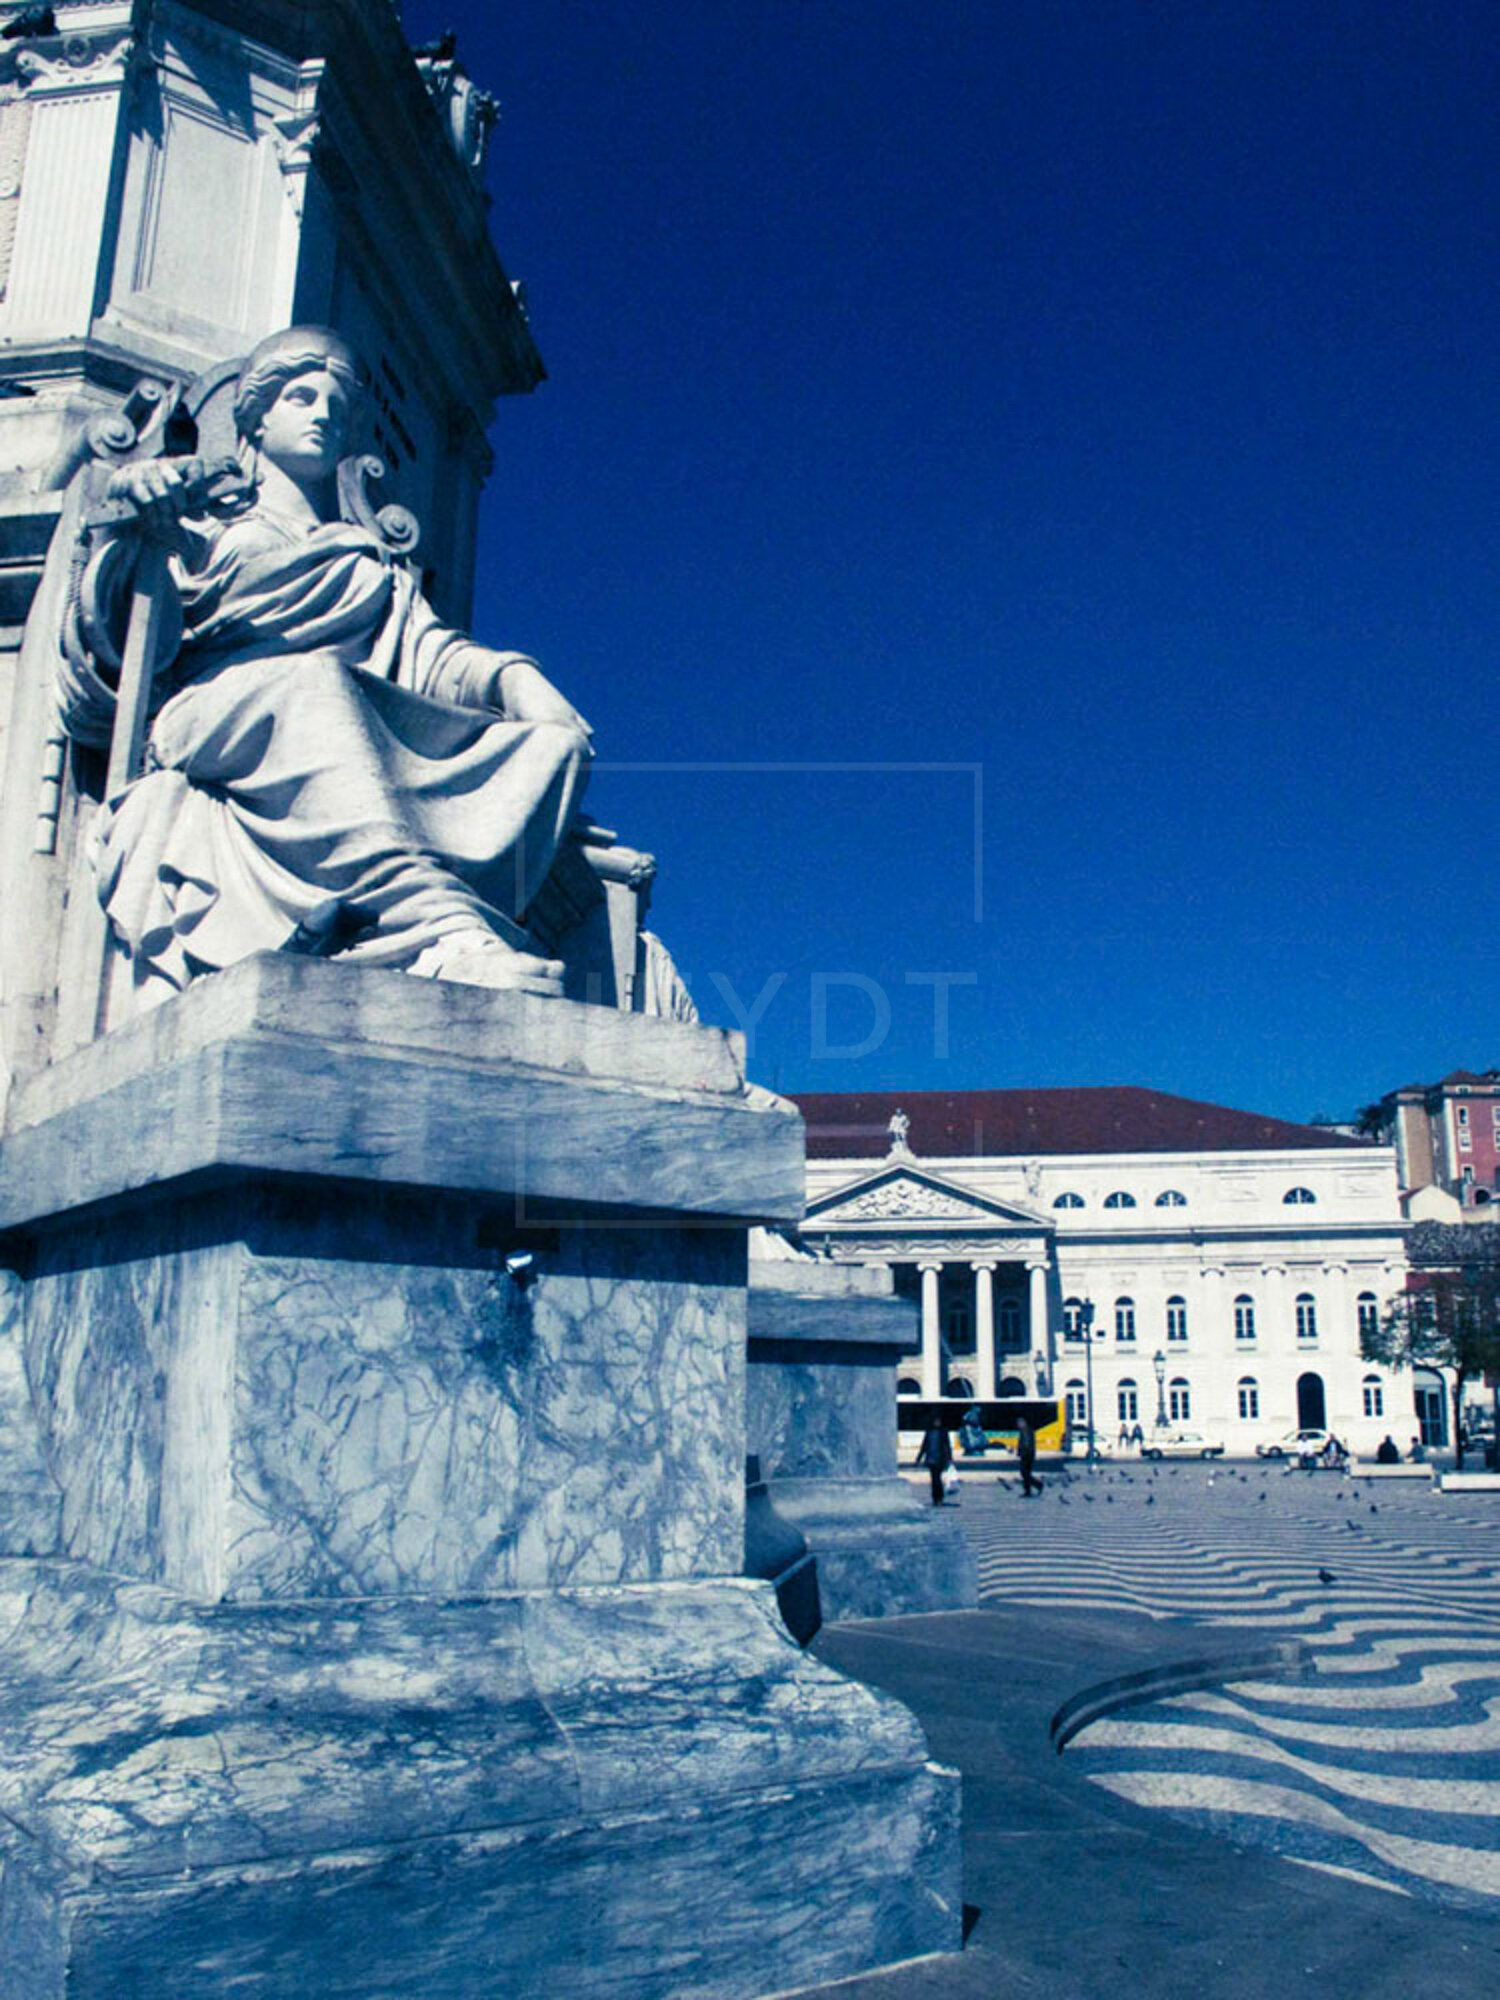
[{"xmin": 59, "ymin": 324, "xmax": 592, "ymax": 1001}]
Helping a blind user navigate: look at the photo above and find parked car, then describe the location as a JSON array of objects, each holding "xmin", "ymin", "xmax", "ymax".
[
  {"xmin": 1141, "ymin": 1430, "xmax": 1225, "ymax": 1460},
  {"xmin": 1256, "ymin": 1428, "xmax": 1334, "ymax": 1460}
]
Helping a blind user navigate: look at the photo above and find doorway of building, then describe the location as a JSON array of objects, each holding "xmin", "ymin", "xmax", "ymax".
[
  {"xmin": 1296, "ymin": 1371, "xmax": 1326, "ymax": 1431},
  {"xmin": 1414, "ymin": 1370, "xmax": 1448, "ymax": 1448}
]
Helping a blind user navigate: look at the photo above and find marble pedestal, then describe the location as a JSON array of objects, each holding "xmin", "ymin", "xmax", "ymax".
[
  {"xmin": 0, "ymin": 957, "xmax": 960, "ymax": 1999},
  {"xmin": 747, "ymin": 1262, "xmax": 978, "ymax": 1621}
]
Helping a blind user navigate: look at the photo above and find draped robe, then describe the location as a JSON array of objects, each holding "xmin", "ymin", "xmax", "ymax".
[{"xmin": 63, "ymin": 508, "xmax": 591, "ymax": 992}]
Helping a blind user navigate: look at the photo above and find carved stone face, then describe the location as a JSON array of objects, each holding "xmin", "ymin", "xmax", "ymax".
[{"xmin": 256, "ymin": 366, "xmax": 353, "ymax": 483}]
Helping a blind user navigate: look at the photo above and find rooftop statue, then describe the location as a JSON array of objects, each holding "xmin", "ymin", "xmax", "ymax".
[{"xmin": 57, "ymin": 325, "xmax": 593, "ymax": 1003}]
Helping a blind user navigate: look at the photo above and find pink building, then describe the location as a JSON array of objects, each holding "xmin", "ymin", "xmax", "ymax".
[{"xmin": 1377, "ymin": 1071, "xmax": 1500, "ymax": 1215}]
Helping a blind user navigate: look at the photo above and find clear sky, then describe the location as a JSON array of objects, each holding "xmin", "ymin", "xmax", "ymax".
[{"xmin": 398, "ymin": 0, "xmax": 1498, "ymax": 1123}]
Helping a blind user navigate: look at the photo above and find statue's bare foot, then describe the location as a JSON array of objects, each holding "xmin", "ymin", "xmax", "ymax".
[{"xmin": 410, "ymin": 930, "xmax": 565, "ymax": 998}]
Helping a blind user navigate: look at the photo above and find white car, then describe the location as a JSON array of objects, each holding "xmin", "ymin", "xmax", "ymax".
[
  {"xmin": 1256, "ymin": 1428, "xmax": 1334, "ymax": 1460},
  {"xmin": 1140, "ymin": 1430, "xmax": 1225, "ymax": 1460}
]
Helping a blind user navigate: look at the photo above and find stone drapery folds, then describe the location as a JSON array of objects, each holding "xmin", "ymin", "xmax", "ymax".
[{"xmin": 57, "ymin": 326, "xmax": 593, "ymax": 1003}]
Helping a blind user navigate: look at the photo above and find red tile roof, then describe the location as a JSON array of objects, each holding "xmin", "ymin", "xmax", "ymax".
[{"xmin": 793, "ymin": 1087, "xmax": 1367, "ymax": 1160}]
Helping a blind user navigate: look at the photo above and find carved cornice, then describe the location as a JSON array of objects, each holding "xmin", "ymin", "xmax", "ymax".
[
  {"xmin": 820, "ymin": 1236, "xmax": 1052, "ymax": 1264},
  {"xmin": 5, "ymin": 30, "xmax": 137, "ymax": 96}
]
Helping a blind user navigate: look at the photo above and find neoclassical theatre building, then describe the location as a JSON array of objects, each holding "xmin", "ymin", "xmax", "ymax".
[{"xmin": 793, "ymin": 1089, "xmax": 1411, "ymax": 1453}]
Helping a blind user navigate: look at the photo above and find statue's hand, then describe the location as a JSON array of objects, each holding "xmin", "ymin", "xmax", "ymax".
[
  {"xmin": 105, "ymin": 458, "xmax": 199, "ymax": 544},
  {"xmin": 495, "ymin": 655, "xmax": 593, "ymax": 741}
]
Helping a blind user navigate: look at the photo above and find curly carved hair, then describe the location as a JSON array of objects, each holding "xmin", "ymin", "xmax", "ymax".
[{"xmin": 232, "ymin": 325, "xmax": 365, "ymax": 445}]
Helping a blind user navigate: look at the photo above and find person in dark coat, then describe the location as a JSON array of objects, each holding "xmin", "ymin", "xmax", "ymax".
[
  {"xmin": 1375, "ymin": 1435, "xmax": 1400, "ymax": 1464},
  {"xmin": 915, "ymin": 1419, "xmax": 954, "ymax": 1504},
  {"xmin": 1016, "ymin": 1414, "xmax": 1041, "ymax": 1496}
]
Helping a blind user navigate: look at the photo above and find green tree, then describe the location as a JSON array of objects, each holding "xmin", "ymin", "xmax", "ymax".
[
  {"xmin": 1353, "ymin": 1099, "xmax": 1393, "ymax": 1143},
  {"xmin": 1361, "ymin": 1261, "xmax": 1500, "ymax": 1467}
]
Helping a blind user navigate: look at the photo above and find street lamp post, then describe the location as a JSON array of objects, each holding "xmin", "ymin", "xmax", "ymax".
[
  {"xmin": 1079, "ymin": 1299, "xmax": 1098, "ymax": 1467},
  {"xmin": 1153, "ymin": 1347, "xmax": 1167, "ymax": 1431}
]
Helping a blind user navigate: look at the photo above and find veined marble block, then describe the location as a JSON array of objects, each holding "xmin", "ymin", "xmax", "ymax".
[
  {"xmin": 748, "ymin": 1263, "xmax": 978, "ymax": 1620},
  {"xmin": 23, "ymin": 1185, "xmax": 746, "ymax": 1601},
  {"xmin": 0, "ymin": 960, "xmax": 963, "ymax": 1996},
  {"xmin": 0, "ymin": 1564, "xmax": 961, "ymax": 1998},
  {"xmin": 0, "ymin": 1267, "xmax": 59, "ymax": 1557}
]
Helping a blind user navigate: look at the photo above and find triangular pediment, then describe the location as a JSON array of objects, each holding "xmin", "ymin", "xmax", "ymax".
[{"xmin": 805, "ymin": 1166, "xmax": 1051, "ymax": 1231}]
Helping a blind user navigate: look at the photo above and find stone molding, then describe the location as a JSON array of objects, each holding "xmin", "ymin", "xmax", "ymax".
[
  {"xmin": 4, "ymin": 31, "xmax": 137, "ymax": 99},
  {"xmin": 826, "ymin": 1235, "xmax": 1049, "ymax": 1264}
]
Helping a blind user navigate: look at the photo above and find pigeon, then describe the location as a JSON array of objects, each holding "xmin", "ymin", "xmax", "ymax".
[
  {"xmin": 1146, "ymin": 1494, "xmax": 1155, "ymax": 1506},
  {"xmin": 1346, "ymin": 1520, "xmax": 1361, "ymax": 1532},
  {"xmin": 1370, "ymin": 1504, "xmax": 1379, "ymax": 1515},
  {"xmin": 1083, "ymin": 1492, "xmax": 1094, "ymax": 1503},
  {"xmin": 1318, "ymin": 1568, "xmax": 1336, "ymax": 1586},
  {"xmin": 1257, "ymin": 1492, "xmax": 1267, "ymax": 1502}
]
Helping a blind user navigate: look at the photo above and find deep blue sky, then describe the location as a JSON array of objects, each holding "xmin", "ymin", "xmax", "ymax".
[{"xmin": 398, "ymin": 0, "xmax": 1498, "ymax": 1121}]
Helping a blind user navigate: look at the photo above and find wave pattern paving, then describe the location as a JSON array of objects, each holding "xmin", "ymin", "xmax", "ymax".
[{"xmin": 962, "ymin": 1461, "xmax": 1500, "ymax": 1908}]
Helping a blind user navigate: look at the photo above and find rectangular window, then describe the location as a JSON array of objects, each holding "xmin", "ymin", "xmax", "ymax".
[
  {"xmin": 1363, "ymin": 1381, "xmax": 1384, "ymax": 1417},
  {"xmin": 1168, "ymin": 1383, "xmax": 1190, "ymax": 1422},
  {"xmin": 1166, "ymin": 1300, "xmax": 1188, "ymax": 1343},
  {"xmin": 1296, "ymin": 1297, "xmax": 1318, "ymax": 1341},
  {"xmin": 1117, "ymin": 1384, "xmax": 1139, "ymax": 1422},
  {"xmin": 1234, "ymin": 1299, "xmax": 1256, "ymax": 1342},
  {"xmin": 1115, "ymin": 1302, "xmax": 1136, "ymax": 1343},
  {"xmin": 1238, "ymin": 1382, "xmax": 1259, "ymax": 1420}
]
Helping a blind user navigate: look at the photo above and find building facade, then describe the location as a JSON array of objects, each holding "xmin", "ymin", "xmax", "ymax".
[
  {"xmin": 1374, "ymin": 1071, "xmax": 1500, "ymax": 1217},
  {"xmin": 795, "ymin": 1088, "xmax": 1410, "ymax": 1455}
]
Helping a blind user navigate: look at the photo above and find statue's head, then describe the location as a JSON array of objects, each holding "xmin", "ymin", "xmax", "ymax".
[{"xmin": 233, "ymin": 326, "xmax": 364, "ymax": 479}]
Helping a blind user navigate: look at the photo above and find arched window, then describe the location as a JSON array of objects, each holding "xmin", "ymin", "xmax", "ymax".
[
  {"xmin": 945, "ymin": 1376, "xmax": 974, "ymax": 1400},
  {"xmin": 1283, "ymin": 1187, "xmax": 1317, "ymax": 1206},
  {"xmin": 1357, "ymin": 1291, "xmax": 1379, "ymax": 1339},
  {"xmin": 1165, "ymin": 1296, "xmax": 1188, "ymax": 1343},
  {"xmin": 998, "ymin": 1297, "xmax": 1022, "ymax": 1349},
  {"xmin": 1234, "ymin": 1295, "xmax": 1256, "ymax": 1341},
  {"xmin": 1065, "ymin": 1379, "xmax": 1087, "ymax": 1426},
  {"xmin": 1115, "ymin": 1297, "xmax": 1136, "ymax": 1343},
  {"xmin": 897, "ymin": 1377, "xmax": 921, "ymax": 1397},
  {"xmin": 1295, "ymin": 1293, "xmax": 1318, "ymax": 1341},
  {"xmin": 1155, "ymin": 1189, "xmax": 1188, "ymax": 1208},
  {"xmin": 1117, "ymin": 1379, "xmax": 1139, "ymax": 1422},
  {"xmin": 1053, "ymin": 1191, "xmax": 1085, "ymax": 1210},
  {"xmin": 1168, "ymin": 1377, "xmax": 1191, "ymax": 1423},
  {"xmin": 1063, "ymin": 1297, "xmax": 1086, "ymax": 1342},
  {"xmin": 1237, "ymin": 1377, "xmax": 1259, "ymax": 1420},
  {"xmin": 1362, "ymin": 1374, "xmax": 1384, "ymax": 1418},
  {"xmin": 1104, "ymin": 1191, "xmax": 1137, "ymax": 1209}
]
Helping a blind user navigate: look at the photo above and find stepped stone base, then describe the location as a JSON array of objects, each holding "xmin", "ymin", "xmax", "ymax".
[
  {"xmin": 747, "ymin": 1268, "xmax": 978, "ymax": 1621},
  {"xmin": 0, "ymin": 960, "xmax": 964, "ymax": 1997},
  {"xmin": 773, "ymin": 1478, "xmax": 978, "ymax": 1623},
  {"xmin": 0, "ymin": 1565, "xmax": 960, "ymax": 1999}
]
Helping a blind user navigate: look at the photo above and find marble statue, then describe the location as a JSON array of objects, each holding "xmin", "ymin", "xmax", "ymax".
[
  {"xmin": 888, "ymin": 1108, "xmax": 911, "ymax": 1152},
  {"xmin": 58, "ymin": 325, "xmax": 593, "ymax": 1001}
]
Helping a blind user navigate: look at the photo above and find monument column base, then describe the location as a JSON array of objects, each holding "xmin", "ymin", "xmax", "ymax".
[
  {"xmin": 748, "ymin": 1263, "xmax": 978, "ymax": 1621},
  {"xmin": 0, "ymin": 960, "xmax": 961, "ymax": 1998},
  {"xmin": 0, "ymin": 1566, "xmax": 959, "ymax": 1999}
]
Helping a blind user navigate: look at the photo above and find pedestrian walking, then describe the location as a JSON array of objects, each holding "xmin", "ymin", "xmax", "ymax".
[
  {"xmin": 915, "ymin": 1418, "xmax": 954, "ymax": 1505},
  {"xmin": 1016, "ymin": 1414, "xmax": 1041, "ymax": 1496}
]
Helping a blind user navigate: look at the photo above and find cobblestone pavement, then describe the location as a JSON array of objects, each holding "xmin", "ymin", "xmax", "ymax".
[
  {"xmin": 792, "ymin": 1463, "xmax": 1500, "ymax": 2000},
  {"xmin": 962, "ymin": 1459, "xmax": 1500, "ymax": 1910}
]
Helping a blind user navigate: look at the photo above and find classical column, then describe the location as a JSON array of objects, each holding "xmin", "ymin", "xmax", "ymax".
[
  {"xmin": 919, "ymin": 1262, "xmax": 943, "ymax": 1399},
  {"xmin": 1028, "ymin": 1260, "xmax": 1049, "ymax": 1377},
  {"xmin": 972, "ymin": 1262, "xmax": 997, "ymax": 1399}
]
